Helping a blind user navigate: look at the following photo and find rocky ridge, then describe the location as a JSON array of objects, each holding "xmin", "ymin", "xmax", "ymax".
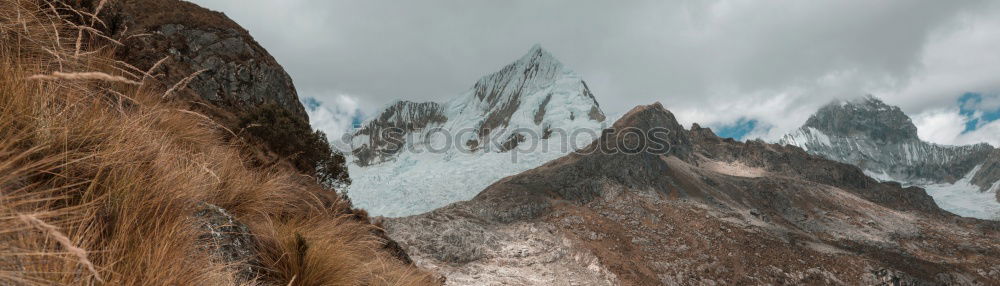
[{"xmin": 388, "ymin": 103, "xmax": 1000, "ymax": 285}]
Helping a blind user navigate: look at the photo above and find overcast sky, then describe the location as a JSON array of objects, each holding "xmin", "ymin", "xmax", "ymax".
[{"xmin": 189, "ymin": 0, "xmax": 1000, "ymax": 146}]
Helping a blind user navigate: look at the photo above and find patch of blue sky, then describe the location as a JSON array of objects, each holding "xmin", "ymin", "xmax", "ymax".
[
  {"xmin": 302, "ymin": 97, "xmax": 323, "ymax": 111},
  {"xmin": 957, "ymin": 93, "xmax": 1000, "ymax": 133},
  {"xmin": 714, "ymin": 118, "xmax": 760, "ymax": 140}
]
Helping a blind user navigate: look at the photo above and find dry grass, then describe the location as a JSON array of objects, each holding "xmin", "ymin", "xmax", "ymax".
[{"xmin": 0, "ymin": 1, "xmax": 436, "ymax": 285}]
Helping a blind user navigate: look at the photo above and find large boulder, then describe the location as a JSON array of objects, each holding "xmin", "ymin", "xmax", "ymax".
[{"xmin": 95, "ymin": 0, "xmax": 306, "ymax": 121}]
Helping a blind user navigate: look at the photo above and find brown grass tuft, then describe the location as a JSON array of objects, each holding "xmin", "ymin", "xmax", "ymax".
[
  {"xmin": 162, "ymin": 68, "xmax": 206, "ymax": 99},
  {"xmin": 16, "ymin": 214, "xmax": 103, "ymax": 283},
  {"xmin": 28, "ymin": 71, "xmax": 142, "ymax": 85},
  {"xmin": 0, "ymin": 0, "xmax": 436, "ymax": 285}
]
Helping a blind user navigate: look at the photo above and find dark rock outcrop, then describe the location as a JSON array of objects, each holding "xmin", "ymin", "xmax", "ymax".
[
  {"xmin": 971, "ymin": 151, "xmax": 1000, "ymax": 193},
  {"xmin": 95, "ymin": 0, "xmax": 306, "ymax": 120},
  {"xmin": 352, "ymin": 101, "xmax": 448, "ymax": 166},
  {"xmin": 63, "ymin": 0, "xmax": 359, "ymax": 189},
  {"xmin": 65, "ymin": 0, "xmax": 352, "ymax": 181},
  {"xmin": 195, "ymin": 203, "xmax": 260, "ymax": 283}
]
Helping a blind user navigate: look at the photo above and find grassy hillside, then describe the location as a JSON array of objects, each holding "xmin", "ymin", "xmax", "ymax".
[{"xmin": 0, "ymin": 1, "xmax": 435, "ymax": 285}]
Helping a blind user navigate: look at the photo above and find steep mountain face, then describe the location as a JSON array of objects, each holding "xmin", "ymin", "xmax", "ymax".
[
  {"xmin": 348, "ymin": 45, "xmax": 608, "ymax": 217},
  {"xmin": 388, "ymin": 103, "xmax": 1000, "ymax": 285},
  {"xmin": 460, "ymin": 45, "xmax": 606, "ymax": 144},
  {"xmin": 780, "ymin": 96, "xmax": 1000, "ymax": 218},
  {"xmin": 803, "ymin": 95, "xmax": 919, "ymax": 143}
]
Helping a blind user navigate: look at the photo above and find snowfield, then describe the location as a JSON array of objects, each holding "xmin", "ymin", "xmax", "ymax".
[
  {"xmin": 347, "ymin": 129, "xmax": 603, "ymax": 217},
  {"xmin": 921, "ymin": 165, "xmax": 1000, "ymax": 220}
]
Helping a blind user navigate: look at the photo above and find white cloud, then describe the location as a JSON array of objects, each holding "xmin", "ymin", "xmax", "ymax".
[
  {"xmin": 912, "ymin": 108, "xmax": 967, "ymax": 145},
  {"xmin": 303, "ymin": 94, "xmax": 362, "ymax": 144},
  {"xmin": 912, "ymin": 108, "xmax": 999, "ymax": 147},
  {"xmin": 886, "ymin": 4, "xmax": 1000, "ymax": 113},
  {"xmin": 965, "ymin": 121, "xmax": 1000, "ymax": 147}
]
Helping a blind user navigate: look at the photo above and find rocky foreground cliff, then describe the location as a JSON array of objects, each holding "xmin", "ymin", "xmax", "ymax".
[
  {"xmin": 387, "ymin": 103, "xmax": 1000, "ymax": 285},
  {"xmin": 0, "ymin": 0, "xmax": 433, "ymax": 285}
]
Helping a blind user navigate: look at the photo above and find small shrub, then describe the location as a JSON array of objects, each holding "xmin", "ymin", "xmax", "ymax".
[{"xmin": 237, "ymin": 103, "xmax": 351, "ymax": 189}]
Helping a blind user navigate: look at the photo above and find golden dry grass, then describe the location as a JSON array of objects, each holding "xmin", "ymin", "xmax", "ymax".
[{"xmin": 0, "ymin": 1, "xmax": 436, "ymax": 285}]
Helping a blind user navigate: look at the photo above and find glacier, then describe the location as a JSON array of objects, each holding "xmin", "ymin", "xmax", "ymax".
[
  {"xmin": 346, "ymin": 45, "xmax": 609, "ymax": 217},
  {"xmin": 922, "ymin": 165, "xmax": 1000, "ymax": 220}
]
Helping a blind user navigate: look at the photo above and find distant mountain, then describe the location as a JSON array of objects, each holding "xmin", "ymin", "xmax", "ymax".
[
  {"xmin": 780, "ymin": 95, "xmax": 1000, "ymax": 218},
  {"xmin": 347, "ymin": 45, "xmax": 608, "ymax": 216},
  {"xmin": 387, "ymin": 103, "xmax": 1000, "ymax": 285}
]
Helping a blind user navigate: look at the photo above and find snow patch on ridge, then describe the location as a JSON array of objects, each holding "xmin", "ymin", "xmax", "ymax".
[
  {"xmin": 781, "ymin": 127, "xmax": 832, "ymax": 151},
  {"xmin": 863, "ymin": 170, "xmax": 896, "ymax": 183}
]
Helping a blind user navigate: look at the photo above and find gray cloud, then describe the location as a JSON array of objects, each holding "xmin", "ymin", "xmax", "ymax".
[{"xmin": 189, "ymin": 0, "xmax": 1000, "ymax": 144}]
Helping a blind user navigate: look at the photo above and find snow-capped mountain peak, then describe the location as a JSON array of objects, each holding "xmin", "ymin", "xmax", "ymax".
[
  {"xmin": 347, "ymin": 45, "xmax": 608, "ymax": 216},
  {"xmin": 463, "ymin": 44, "xmax": 567, "ymax": 116},
  {"xmin": 780, "ymin": 95, "xmax": 1000, "ymax": 219},
  {"xmin": 448, "ymin": 44, "xmax": 604, "ymax": 148}
]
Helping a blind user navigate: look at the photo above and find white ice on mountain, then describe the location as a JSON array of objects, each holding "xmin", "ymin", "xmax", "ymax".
[
  {"xmin": 922, "ymin": 165, "xmax": 1000, "ymax": 220},
  {"xmin": 346, "ymin": 45, "xmax": 608, "ymax": 217}
]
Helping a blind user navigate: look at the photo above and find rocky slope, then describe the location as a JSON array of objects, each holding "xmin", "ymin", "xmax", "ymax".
[
  {"xmin": 18, "ymin": 0, "xmax": 425, "ymax": 284},
  {"xmin": 348, "ymin": 45, "xmax": 609, "ymax": 217},
  {"xmin": 780, "ymin": 96, "xmax": 1000, "ymax": 218},
  {"xmin": 73, "ymin": 0, "xmax": 355, "ymax": 186},
  {"xmin": 387, "ymin": 103, "xmax": 1000, "ymax": 285}
]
